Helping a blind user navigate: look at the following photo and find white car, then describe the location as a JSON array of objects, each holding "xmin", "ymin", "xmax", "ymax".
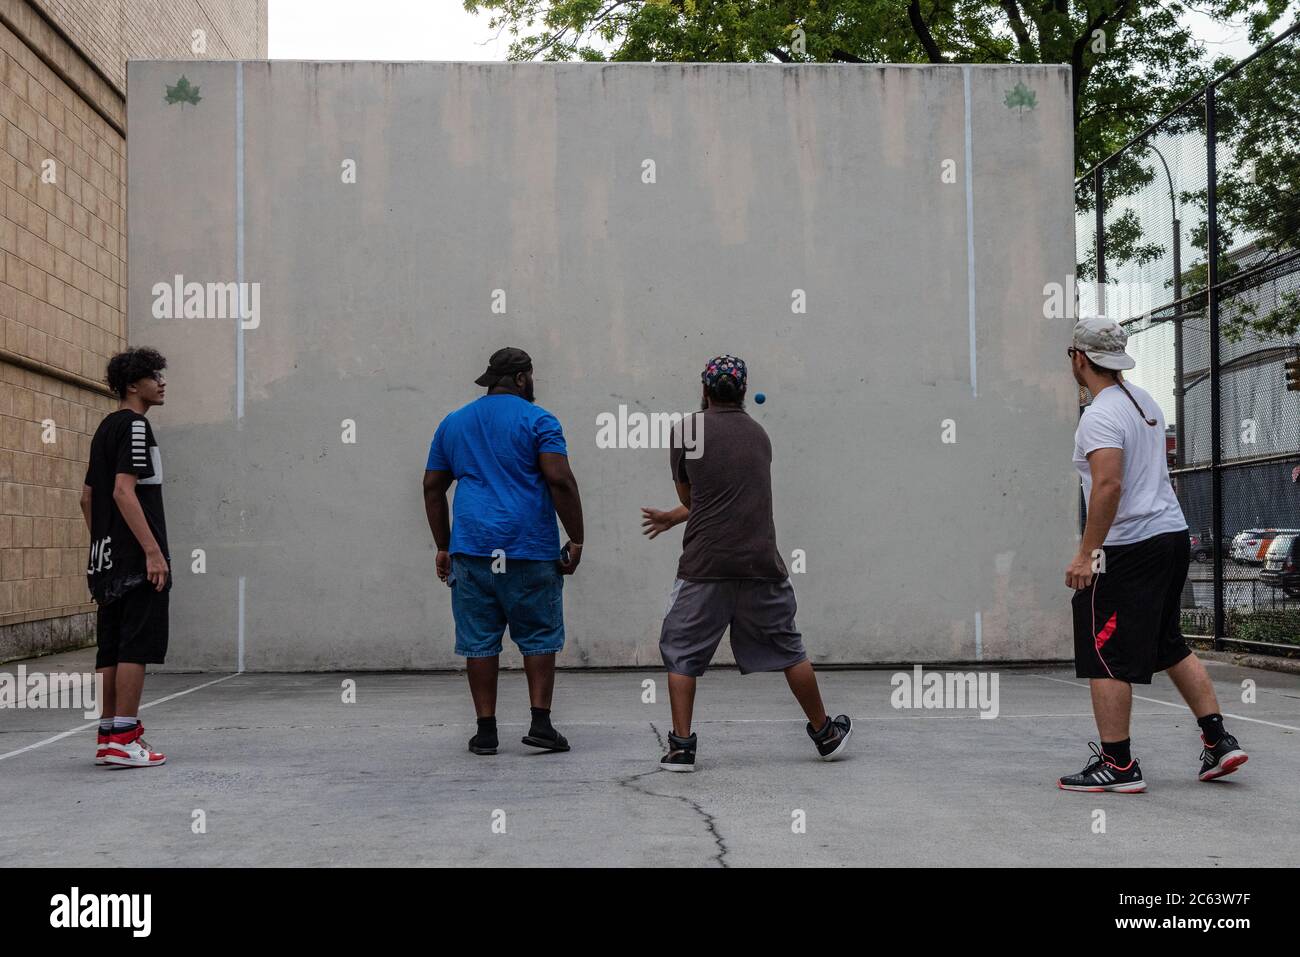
[
  {"xmin": 1262, "ymin": 534, "xmax": 1300, "ymax": 596},
  {"xmin": 1233, "ymin": 528, "xmax": 1300, "ymax": 565},
  {"xmin": 1231, "ymin": 529, "xmax": 1266, "ymax": 564}
]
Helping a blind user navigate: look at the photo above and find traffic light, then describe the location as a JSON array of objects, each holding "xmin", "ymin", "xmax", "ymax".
[{"xmin": 1288, "ymin": 355, "xmax": 1300, "ymax": 392}]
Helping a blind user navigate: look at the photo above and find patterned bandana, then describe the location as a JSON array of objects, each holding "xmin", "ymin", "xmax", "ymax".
[{"xmin": 701, "ymin": 355, "xmax": 747, "ymax": 389}]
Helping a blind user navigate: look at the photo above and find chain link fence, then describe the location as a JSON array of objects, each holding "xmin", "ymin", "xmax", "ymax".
[{"xmin": 1076, "ymin": 22, "xmax": 1300, "ymax": 655}]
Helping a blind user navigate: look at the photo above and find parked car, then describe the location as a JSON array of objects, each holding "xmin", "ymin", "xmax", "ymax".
[
  {"xmin": 1234, "ymin": 528, "xmax": 1300, "ymax": 565},
  {"xmin": 1260, "ymin": 534, "xmax": 1300, "ymax": 597},
  {"xmin": 1190, "ymin": 532, "xmax": 1215, "ymax": 563},
  {"xmin": 1231, "ymin": 529, "xmax": 1268, "ymax": 564}
]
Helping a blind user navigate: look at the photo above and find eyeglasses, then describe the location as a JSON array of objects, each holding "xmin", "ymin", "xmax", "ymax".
[
  {"xmin": 1066, "ymin": 347, "xmax": 1080, "ymax": 358},
  {"xmin": 150, "ymin": 372, "xmax": 167, "ymax": 384}
]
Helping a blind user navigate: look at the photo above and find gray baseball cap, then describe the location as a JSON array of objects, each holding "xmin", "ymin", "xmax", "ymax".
[{"xmin": 1072, "ymin": 316, "xmax": 1135, "ymax": 371}]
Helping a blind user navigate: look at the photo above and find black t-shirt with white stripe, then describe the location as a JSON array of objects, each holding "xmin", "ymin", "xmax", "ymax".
[{"xmin": 84, "ymin": 409, "xmax": 170, "ymax": 604}]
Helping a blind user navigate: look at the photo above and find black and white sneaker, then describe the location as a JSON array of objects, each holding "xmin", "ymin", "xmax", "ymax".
[
  {"xmin": 1058, "ymin": 742, "xmax": 1146, "ymax": 793},
  {"xmin": 807, "ymin": 714, "xmax": 852, "ymax": 761},
  {"xmin": 660, "ymin": 731, "xmax": 697, "ymax": 772},
  {"xmin": 1199, "ymin": 733, "xmax": 1248, "ymax": 781}
]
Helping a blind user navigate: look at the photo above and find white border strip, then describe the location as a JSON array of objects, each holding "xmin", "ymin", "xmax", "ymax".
[
  {"xmin": 238, "ymin": 575, "xmax": 246, "ymax": 674},
  {"xmin": 235, "ymin": 61, "xmax": 246, "ymax": 423},
  {"xmin": 962, "ymin": 65, "xmax": 978, "ymax": 399}
]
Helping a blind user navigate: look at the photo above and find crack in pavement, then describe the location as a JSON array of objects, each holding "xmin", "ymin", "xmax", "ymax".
[{"xmin": 614, "ymin": 721, "xmax": 728, "ymax": 868}]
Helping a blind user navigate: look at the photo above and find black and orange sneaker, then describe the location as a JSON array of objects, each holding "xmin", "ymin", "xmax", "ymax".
[
  {"xmin": 807, "ymin": 714, "xmax": 853, "ymax": 761},
  {"xmin": 1058, "ymin": 742, "xmax": 1145, "ymax": 793},
  {"xmin": 1199, "ymin": 732, "xmax": 1248, "ymax": 781}
]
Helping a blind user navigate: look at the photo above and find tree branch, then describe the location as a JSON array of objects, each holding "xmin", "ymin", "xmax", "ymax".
[
  {"xmin": 907, "ymin": 1, "xmax": 946, "ymax": 62},
  {"xmin": 999, "ymin": 1, "xmax": 1037, "ymax": 61},
  {"xmin": 1071, "ymin": 0, "xmax": 1133, "ymax": 122}
]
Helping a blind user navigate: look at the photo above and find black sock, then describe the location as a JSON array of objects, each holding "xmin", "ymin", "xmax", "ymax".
[
  {"xmin": 1197, "ymin": 713, "xmax": 1225, "ymax": 746},
  {"xmin": 529, "ymin": 707, "xmax": 554, "ymax": 737},
  {"xmin": 1101, "ymin": 738, "xmax": 1132, "ymax": 767},
  {"xmin": 474, "ymin": 716, "xmax": 497, "ymax": 743}
]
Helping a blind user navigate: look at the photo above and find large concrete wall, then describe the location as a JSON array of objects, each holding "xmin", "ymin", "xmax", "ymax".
[{"xmin": 126, "ymin": 60, "xmax": 1079, "ymax": 671}]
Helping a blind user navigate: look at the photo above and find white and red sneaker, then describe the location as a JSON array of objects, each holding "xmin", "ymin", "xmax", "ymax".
[
  {"xmin": 102, "ymin": 723, "xmax": 166, "ymax": 768},
  {"xmin": 95, "ymin": 731, "xmax": 110, "ymax": 765}
]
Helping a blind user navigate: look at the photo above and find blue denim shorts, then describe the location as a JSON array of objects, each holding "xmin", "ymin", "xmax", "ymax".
[{"xmin": 449, "ymin": 554, "xmax": 565, "ymax": 657}]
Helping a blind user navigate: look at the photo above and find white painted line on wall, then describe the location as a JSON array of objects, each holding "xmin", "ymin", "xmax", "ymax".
[
  {"xmin": 974, "ymin": 610, "xmax": 983, "ymax": 661},
  {"xmin": 962, "ymin": 65, "xmax": 978, "ymax": 399},
  {"xmin": 1029, "ymin": 674, "xmax": 1300, "ymax": 732},
  {"xmin": 0, "ymin": 673, "xmax": 240, "ymax": 763},
  {"xmin": 238, "ymin": 575, "xmax": 246, "ymax": 674},
  {"xmin": 235, "ymin": 61, "xmax": 246, "ymax": 424}
]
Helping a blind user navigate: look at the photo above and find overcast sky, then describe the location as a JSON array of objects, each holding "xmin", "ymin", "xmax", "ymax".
[{"xmin": 267, "ymin": 0, "xmax": 1297, "ymax": 63}]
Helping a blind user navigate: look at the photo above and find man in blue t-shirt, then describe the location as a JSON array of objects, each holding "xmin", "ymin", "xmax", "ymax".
[{"xmin": 423, "ymin": 347, "xmax": 585, "ymax": 756}]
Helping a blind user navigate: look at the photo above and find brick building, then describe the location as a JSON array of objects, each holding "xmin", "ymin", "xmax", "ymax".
[{"xmin": 0, "ymin": 1, "xmax": 266, "ymax": 659}]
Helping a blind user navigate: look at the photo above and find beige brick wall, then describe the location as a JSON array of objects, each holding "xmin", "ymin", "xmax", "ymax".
[
  {"xmin": 0, "ymin": 361, "xmax": 113, "ymax": 627},
  {"xmin": 32, "ymin": 0, "xmax": 267, "ymax": 94},
  {"xmin": 0, "ymin": 0, "xmax": 265, "ymax": 647}
]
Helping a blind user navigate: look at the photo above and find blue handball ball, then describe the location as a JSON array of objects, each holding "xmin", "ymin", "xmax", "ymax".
[{"xmin": 754, "ymin": 392, "xmax": 766, "ymax": 404}]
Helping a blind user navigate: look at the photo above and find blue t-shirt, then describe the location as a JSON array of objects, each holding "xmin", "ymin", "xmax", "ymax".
[{"xmin": 426, "ymin": 394, "xmax": 568, "ymax": 560}]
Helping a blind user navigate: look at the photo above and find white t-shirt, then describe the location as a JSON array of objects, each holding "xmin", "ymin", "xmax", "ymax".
[{"xmin": 1073, "ymin": 381, "xmax": 1187, "ymax": 546}]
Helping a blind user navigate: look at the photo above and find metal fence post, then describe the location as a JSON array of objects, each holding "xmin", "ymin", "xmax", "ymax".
[
  {"xmin": 1206, "ymin": 85, "xmax": 1225, "ymax": 650},
  {"xmin": 1094, "ymin": 165, "xmax": 1106, "ymax": 296}
]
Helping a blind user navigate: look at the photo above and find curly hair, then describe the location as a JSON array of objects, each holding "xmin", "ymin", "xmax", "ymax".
[
  {"xmin": 705, "ymin": 375, "xmax": 745, "ymax": 405},
  {"xmin": 105, "ymin": 347, "xmax": 166, "ymax": 399}
]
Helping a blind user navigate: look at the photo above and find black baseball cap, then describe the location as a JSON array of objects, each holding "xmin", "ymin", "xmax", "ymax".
[{"xmin": 474, "ymin": 347, "xmax": 533, "ymax": 387}]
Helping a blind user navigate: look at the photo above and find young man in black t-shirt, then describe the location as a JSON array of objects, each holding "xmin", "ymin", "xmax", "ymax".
[{"xmin": 81, "ymin": 348, "xmax": 171, "ymax": 768}]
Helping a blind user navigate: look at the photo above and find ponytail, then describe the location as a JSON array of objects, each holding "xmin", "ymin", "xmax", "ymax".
[
  {"xmin": 1115, "ymin": 378, "xmax": 1158, "ymax": 426},
  {"xmin": 1087, "ymin": 357, "xmax": 1157, "ymax": 426}
]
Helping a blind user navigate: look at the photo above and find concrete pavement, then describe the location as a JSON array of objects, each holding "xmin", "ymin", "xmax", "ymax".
[{"xmin": 1, "ymin": 648, "xmax": 1297, "ymax": 867}]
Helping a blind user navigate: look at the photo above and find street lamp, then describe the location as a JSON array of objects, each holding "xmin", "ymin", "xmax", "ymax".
[{"xmin": 1144, "ymin": 140, "xmax": 1184, "ymax": 468}]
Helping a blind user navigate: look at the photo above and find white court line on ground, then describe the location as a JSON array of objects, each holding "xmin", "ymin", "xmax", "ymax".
[
  {"xmin": 166, "ymin": 713, "xmax": 1178, "ymax": 733},
  {"xmin": 0, "ymin": 673, "xmax": 241, "ymax": 763},
  {"xmin": 1028, "ymin": 673, "xmax": 1300, "ymax": 732}
]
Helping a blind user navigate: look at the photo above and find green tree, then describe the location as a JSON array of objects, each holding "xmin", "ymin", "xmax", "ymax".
[{"xmin": 464, "ymin": 0, "xmax": 1293, "ymax": 173}]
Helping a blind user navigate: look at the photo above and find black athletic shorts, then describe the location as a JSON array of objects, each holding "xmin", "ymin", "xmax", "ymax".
[
  {"xmin": 96, "ymin": 582, "xmax": 169, "ymax": 669},
  {"xmin": 1072, "ymin": 529, "xmax": 1192, "ymax": 684}
]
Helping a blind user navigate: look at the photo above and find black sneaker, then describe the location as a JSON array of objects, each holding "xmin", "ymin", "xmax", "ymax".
[
  {"xmin": 1058, "ymin": 742, "xmax": 1146, "ymax": 793},
  {"xmin": 1199, "ymin": 732, "xmax": 1248, "ymax": 781},
  {"xmin": 660, "ymin": 731, "xmax": 697, "ymax": 772},
  {"xmin": 807, "ymin": 714, "xmax": 852, "ymax": 761},
  {"xmin": 468, "ymin": 732, "xmax": 498, "ymax": 755}
]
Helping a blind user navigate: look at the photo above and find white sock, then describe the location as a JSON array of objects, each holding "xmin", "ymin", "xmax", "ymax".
[
  {"xmin": 99, "ymin": 719, "xmax": 113, "ymax": 733},
  {"xmin": 113, "ymin": 715, "xmax": 138, "ymax": 730}
]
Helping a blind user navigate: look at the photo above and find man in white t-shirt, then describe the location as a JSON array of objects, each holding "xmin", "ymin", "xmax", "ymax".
[{"xmin": 1059, "ymin": 317, "xmax": 1248, "ymax": 793}]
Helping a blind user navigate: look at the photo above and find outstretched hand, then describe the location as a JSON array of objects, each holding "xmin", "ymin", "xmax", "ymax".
[{"xmin": 641, "ymin": 507, "xmax": 676, "ymax": 540}]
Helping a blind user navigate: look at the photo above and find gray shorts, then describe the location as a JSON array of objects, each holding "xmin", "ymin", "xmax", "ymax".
[{"xmin": 659, "ymin": 578, "xmax": 808, "ymax": 677}]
